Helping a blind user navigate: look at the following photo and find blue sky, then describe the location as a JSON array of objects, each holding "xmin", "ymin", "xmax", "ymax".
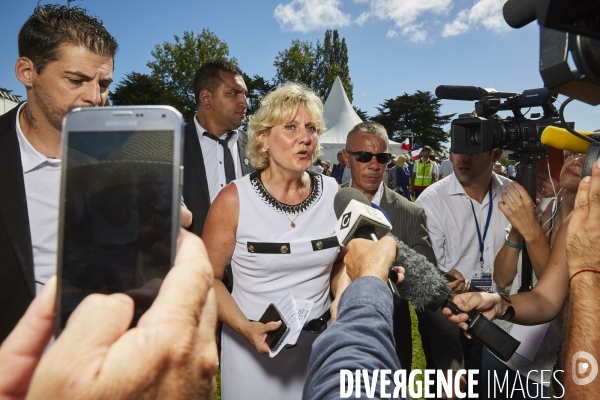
[{"xmin": 2, "ymin": 0, "xmax": 600, "ymax": 144}]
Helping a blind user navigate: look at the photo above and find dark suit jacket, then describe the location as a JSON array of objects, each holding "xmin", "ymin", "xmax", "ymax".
[
  {"xmin": 0, "ymin": 105, "xmax": 36, "ymax": 343},
  {"xmin": 379, "ymin": 186, "xmax": 437, "ymax": 371},
  {"xmin": 182, "ymin": 121, "xmax": 255, "ymax": 237}
]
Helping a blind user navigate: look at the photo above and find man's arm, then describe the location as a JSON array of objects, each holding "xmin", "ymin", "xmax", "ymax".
[
  {"xmin": 562, "ymin": 164, "xmax": 600, "ymax": 396},
  {"xmin": 303, "ymin": 238, "xmax": 407, "ymax": 400},
  {"xmin": 303, "ymin": 277, "xmax": 403, "ymax": 400}
]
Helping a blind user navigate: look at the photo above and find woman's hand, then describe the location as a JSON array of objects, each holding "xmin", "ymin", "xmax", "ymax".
[
  {"xmin": 441, "ymin": 292, "xmax": 505, "ymax": 339},
  {"xmin": 498, "ymin": 182, "xmax": 539, "ymax": 239},
  {"xmin": 241, "ymin": 320, "xmax": 283, "ymax": 354},
  {"xmin": 536, "ymin": 171, "xmax": 559, "ymax": 200}
]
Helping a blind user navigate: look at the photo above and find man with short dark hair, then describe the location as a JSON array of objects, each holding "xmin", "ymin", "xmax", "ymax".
[
  {"xmin": 342, "ymin": 121, "xmax": 437, "ymax": 371},
  {"xmin": 0, "ymin": 5, "xmax": 118, "ymax": 342},
  {"xmin": 416, "ymin": 147, "xmax": 512, "ymax": 394},
  {"xmin": 183, "ymin": 60, "xmax": 255, "ymax": 238}
]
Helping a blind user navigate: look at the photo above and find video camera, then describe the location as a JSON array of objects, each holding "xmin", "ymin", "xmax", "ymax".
[{"xmin": 436, "ymin": 86, "xmax": 566, "ymax": 156}]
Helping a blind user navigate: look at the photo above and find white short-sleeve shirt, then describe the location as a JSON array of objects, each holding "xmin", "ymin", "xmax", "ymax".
[{"xmin": 416, "ymin": 172, "xmax": 513, "ymax": 291}]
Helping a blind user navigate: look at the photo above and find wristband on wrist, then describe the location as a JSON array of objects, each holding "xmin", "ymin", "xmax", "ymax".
[
  {"xmin": 568, "ymin": 269, "xmax": 600, "ymax": 290},
  {"xmin": 504, "ymin": 234, "xmax": 522, "ymax": 249}
]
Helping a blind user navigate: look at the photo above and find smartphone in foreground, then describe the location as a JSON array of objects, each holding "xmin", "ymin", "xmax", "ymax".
[{"xmin": 55, "ymin": 106, "xmax": 184, "ymax": 336}]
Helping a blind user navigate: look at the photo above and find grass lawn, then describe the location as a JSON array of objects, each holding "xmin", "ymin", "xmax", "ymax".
[{"xmin": 212, "ymin": 304, "xmax": 427, "ymax": 400}]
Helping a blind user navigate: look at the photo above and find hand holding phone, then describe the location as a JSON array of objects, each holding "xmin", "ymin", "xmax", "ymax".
[
  {"xmin": 258, "ymin": 303, "xmax": 290, "ymax": 352},
  {"xmin": 55, "ymin": 106, "xmax": 184, "ymax": 336}
]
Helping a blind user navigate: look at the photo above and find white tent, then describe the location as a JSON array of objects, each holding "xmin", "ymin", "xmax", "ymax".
[{"xmin": 318, "ymin": 76, "xmax": 402, "ymax": 165}]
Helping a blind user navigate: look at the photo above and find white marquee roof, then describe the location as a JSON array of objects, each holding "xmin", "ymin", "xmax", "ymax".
[{"xmin": 317, "ymin": 77, "xmax": 402, "ymax": 164}]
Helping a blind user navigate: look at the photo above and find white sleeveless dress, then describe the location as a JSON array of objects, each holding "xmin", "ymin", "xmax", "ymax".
[{"xmin": 220, "ymin": 171, "xmax": 340, "ymax": 400}]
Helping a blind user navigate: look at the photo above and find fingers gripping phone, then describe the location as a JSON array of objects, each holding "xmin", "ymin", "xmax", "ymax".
[
  {"xmin": 55, "ymin": 106, "xmax": 184, "ymax": 336},
  {"xmin": 259, "ymin": 303, "xmax": 290, "ymax": 351}
]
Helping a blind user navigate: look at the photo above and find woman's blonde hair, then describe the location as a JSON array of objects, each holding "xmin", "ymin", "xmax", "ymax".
[{"xmin": 246, "ymin": 82, "xmax": 325, "ymax": 170}]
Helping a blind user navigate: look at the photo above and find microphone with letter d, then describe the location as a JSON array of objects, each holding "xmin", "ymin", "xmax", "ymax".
[
  {"xmin": 333, "ymin": 188, "xmax": 400, "ymax": 297},
  {"xmin": 333, "ymin": 187, "xmax": 520, "ymax": 362}
]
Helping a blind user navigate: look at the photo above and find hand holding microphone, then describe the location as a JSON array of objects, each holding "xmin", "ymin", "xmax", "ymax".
[{"xmin": 344, "ymin": 237, "xmax": 405, "ymax": 284}]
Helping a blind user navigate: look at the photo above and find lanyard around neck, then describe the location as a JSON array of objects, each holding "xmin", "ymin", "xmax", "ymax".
[{"xmin": 469, "ymin": 186, "xmax": 493, "ymax": 272}]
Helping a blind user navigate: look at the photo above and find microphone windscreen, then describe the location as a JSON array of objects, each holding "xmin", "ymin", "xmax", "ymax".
[
  {"xmin": 334, "ymin": 187, "xmax": 370, "ymax": 219},
  {"xmin": 435, "ymin": 85, "xmax": 483, "ymax": 101},
  {"xmin": 540, "ymin": 126, "xmax": 597, "ymax": 153},
  {"xmin": 389, "ymin": 234, "xmax": 449, "ymax": 310},
  {"xmin": 503, "ymin": 0, "xmax": 537, "ymax": 29}
]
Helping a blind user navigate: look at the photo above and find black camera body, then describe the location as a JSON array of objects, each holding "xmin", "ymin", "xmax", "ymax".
[{"xmin": 442, "ymin": 86, "xmax": 564, "ymax": 155}]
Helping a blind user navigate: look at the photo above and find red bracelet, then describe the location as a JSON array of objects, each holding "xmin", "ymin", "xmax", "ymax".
[{"xmin": 568, "ymin": 269, "xmax": 600, "ymax": 291}]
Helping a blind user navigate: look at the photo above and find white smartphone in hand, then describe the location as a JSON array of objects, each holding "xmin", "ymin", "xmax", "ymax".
[{"xmin": 55, "ymin": 106, "xmax": 184, "ymax": 336}]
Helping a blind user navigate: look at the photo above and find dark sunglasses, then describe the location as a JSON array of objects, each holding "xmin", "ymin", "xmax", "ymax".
[{"xmin": 346, "ymin": 150, "xmax": 392, "ymax": 164}]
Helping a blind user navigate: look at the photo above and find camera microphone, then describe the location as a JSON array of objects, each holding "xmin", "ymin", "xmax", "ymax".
[
  {"xmin": 503, "ymin": 0, "xmax": 537, "ymax": 29},
  {"xmin": 435, "ymin": 85, "xmax": 485, "ymax": 101}
]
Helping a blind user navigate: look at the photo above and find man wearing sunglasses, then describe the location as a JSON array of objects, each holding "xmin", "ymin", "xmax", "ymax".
[{"xmin": 342, "ymin": 122, "xmax": 445, "ymax": 373}]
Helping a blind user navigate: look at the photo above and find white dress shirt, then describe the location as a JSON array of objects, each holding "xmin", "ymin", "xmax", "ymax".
[
  {"xmin": 341, "ymin": 167, "xmax": 351, "ymax": 184},
  {"xmin": 194, "ymin": 117, "xmax": 243, "ymax": 203},
  {"xmin": 15, "ymin": 103, "xmax": 61, "ymax": 295},
  {"xmin": 416, "ymin": 172, "xmax": 513, "ymax": 291},
  {"xmin": 440, "ymin": 159, "xmax": 454, "ymax": 178}
]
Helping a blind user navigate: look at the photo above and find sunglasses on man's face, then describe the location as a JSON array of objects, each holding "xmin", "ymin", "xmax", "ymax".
[{"xmin": 345, "ymin": 150, "xmax": 392, "ymax": 164}]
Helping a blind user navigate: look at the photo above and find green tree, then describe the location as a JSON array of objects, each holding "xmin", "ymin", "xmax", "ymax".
[
  {"xmin": 109, "ymin": 72, "xmax": 165, "ymax": 106},
  {"xmin": 372, "ymin": 91, "xmax": 455, "ymax": 152},
  {"xmin": 273, "ymin": 30, "xmax": 353, "ymax": 103},
  {"xmin": 147, "ymin": 29, "xmax": 236, "ymax": 122},
  {"xmin": 315, "ymin": 30, "xmax": 353, "ymax": 102},
  {"xmin": 353, "ymin": 106, "xmax": 369, "ymax": 121},
  {"xmin": 243, "ymin": 73, "xmax": 275, "ymax": 117},
  {"xmin": 273, "ymin": 40, "xmax": 317, "ymax": 88}
]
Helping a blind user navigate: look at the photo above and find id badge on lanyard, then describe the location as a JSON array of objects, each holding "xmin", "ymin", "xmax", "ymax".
[{"xmin": 469, "ymin": 187, "xmax": 493, "ymax": 291}]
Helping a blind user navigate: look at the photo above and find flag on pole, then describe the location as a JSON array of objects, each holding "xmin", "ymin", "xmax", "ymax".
[
  {"xmin": 401, "ymin": 138, "xmax": 410, "ymax": 151},
  {"xmin": 411, "ymin": 145, "xmax": 424, "ymax": 160}
]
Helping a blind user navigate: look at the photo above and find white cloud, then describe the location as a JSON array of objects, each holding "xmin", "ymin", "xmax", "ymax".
[
  {"xmin": 442, "ymin": 0, "xmax": 509, "ymax": 37},
  {"xmin": 274, "ymin": 0, "xmax": 352, "ymax": 33},
  {"xmin": 354, "ymin": 0, "xmax": 451, "ymax": 41},
  {"xmin": 273, "ymin": 0, "xmax": 510, "ymax": 41},
  {"xmin": 402, "ymin": 24, "xmax": 429, "ymax": 43},
  {"xmin": 359, "ymin": 0, "xmax": 453, "ymax": 29}
]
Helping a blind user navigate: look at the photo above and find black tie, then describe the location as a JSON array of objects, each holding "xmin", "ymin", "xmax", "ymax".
[{"xmin": 204, "ymin": 131, "xmax": 236, "ymax": 184}]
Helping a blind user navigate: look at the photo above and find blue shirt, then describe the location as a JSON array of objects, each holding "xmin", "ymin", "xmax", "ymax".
[
  {"xmin": 332, "ymin": 164, "xmax": 344, "ymax": 184},
  {"xmin": 303, "ymin": 277, "xmax": 406, "ymax": 399}
]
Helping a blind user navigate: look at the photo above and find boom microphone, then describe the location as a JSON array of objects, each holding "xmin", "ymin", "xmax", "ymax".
[
  {"xmin": 503, "ymin": 0, "xmax": 537, "ymax": 29},
  {"xmin": 540, "ymin": 126, "xmax": 599, "ymax": 153}
]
